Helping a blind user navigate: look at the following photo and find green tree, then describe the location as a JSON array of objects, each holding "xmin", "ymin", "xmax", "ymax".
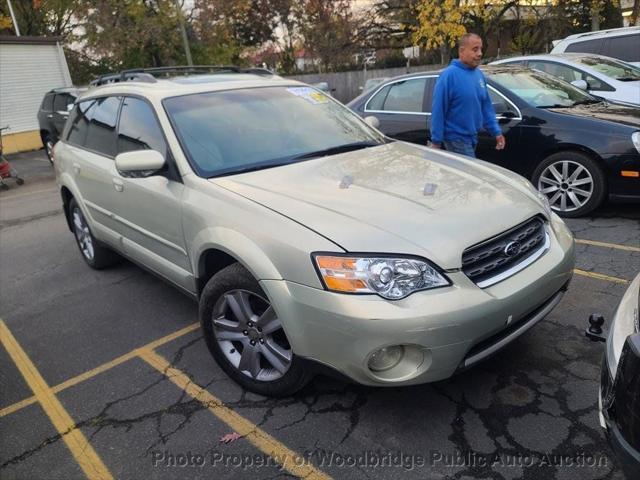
[{"xmin": 76, "ymin": 0, "xmax": 187, "ymax": 69}]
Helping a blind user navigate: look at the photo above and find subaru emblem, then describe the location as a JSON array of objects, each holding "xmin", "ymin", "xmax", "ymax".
[{"xmin": 504, "ymin": 241, "xmax": 521, "ymax": 257}]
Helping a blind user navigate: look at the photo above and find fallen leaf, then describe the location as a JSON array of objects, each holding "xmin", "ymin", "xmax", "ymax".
[{"xmin": 219, "ymin": 432, "xmax": 242, "ymax": 444}]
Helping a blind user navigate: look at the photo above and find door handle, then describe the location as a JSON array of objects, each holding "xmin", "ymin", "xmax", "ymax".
[{"xmin": 112, "ymin": 178, "xmax": 124, "ymax": 192}]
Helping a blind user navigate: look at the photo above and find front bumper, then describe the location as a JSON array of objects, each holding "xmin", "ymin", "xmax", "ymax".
[{"xmin": 261, "ymin": 214, "xmax": 575, "ymax": 386}]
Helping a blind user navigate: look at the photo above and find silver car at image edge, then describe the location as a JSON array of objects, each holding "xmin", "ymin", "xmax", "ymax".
[{"xmin": 53, "ymin": 67, "xmax": 576, "ymax": 396}]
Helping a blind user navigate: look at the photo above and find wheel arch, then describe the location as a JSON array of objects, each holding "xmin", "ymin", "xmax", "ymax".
[{"xmin": 193, "ymin": 229, "xmax": 283, "ymax": 298}]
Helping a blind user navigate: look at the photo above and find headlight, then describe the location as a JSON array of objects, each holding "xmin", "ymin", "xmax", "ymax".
[
  {"xmin": 313, "ymin": 254, "xmax": 450, "ymax": 300},
  {"xmin": 632, "ymin": 131, "xmax": 640, "ymax": 154},
  {"xmin": 606, "ymin": 274, "xmax": 640, "ymax": 377}
]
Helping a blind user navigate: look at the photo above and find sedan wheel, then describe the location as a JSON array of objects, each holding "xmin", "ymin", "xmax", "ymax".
[
  {"xmin": 533, "ymin": 151, "xmax": 606, "ymax": 218},
  {"xmin": 538, "ymin": 160, "xmax": 593, "ymax": 213}
]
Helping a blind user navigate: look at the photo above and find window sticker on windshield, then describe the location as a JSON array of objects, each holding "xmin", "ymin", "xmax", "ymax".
[{"xmin": 286, "ymin": 87, "xmax": 329, "ymax": 104}]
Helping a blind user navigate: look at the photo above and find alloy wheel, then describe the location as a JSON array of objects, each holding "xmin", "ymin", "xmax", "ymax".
[
  {"xmin": 46, "ymin": 139, "xmax": 55, "ymax": 164},
  {"xmin": 72, "ymin": 207, "xmax": 95, "ymax": 261},
  {"xmin": 212, "ymin": 290, "xmax": 292, "ymax": 382},
  {"xmin": 537, "ymin": 160, "xmax": 594, "ymax": 213}
]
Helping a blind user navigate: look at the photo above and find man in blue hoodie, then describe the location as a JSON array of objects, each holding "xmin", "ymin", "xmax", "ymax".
[{"xmin": 431, "ymin": 33, "xmax": 505, "ymax": 158}]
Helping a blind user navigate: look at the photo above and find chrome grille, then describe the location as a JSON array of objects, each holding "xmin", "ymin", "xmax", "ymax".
[{"xmin": 462, "ymin": 216, "xmax": 547, "ymax": 287}]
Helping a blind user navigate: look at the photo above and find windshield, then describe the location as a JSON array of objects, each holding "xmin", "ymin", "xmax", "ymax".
[
  {"xmin": 163, "ymin": 86, "xmax": 386, "ymax": 177},
  {"xmin": 572, "ymin": 56, "xmax": 640, "ymax": 81},
  {"xmin": 488, "ymin": 69, "xmax": 598, "ymax": 108}
]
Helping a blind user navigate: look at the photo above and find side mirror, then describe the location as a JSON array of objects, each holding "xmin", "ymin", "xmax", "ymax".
[
  {"xmin": 115, "ymin": 150, "xmax": 165, "ymax": 174},
  {"xmin": 364, "ymin": 116, "xmax": 380, "ymax": 129},
  {"xmin": 571, "ymin": 79, "xmax": 588, "ymax": 90}
]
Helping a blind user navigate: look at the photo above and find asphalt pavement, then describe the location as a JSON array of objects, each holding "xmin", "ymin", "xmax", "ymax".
[{"xmin": 1, "ymin": 149, "xmax": 639, "ymax": 480}]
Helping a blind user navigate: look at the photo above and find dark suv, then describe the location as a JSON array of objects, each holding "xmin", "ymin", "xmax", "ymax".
[{"xmin": 38, "ymin": 87, "xmax": 83, "ymax": 163}]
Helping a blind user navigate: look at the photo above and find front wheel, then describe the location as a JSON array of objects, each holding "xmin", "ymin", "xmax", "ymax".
[
  {"xmin": 532, "ymin": 151, "xmax": 606, "ymax": 218},
  {"xmin": 200, "ymin": 263, "xmax": 311, "ymax": 397}
]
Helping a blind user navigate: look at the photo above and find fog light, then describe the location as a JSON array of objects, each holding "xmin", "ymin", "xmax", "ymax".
[{"xmin": 368, "ymin": 346, "xmax": 404, "ymax": 372}]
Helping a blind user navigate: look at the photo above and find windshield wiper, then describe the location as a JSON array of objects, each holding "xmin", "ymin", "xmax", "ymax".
[
  {"xmin": 537, "ymin": 104, "xmax": 573, "ymax": 109},
  {"xmin": 212, "ymin": 160, "xmax": 297, "ymax": 177},
  {"xmin": 289, "ymin": 141, "xmax": 381, "ymax": 161},
  {"xmin": 616, "ymin": 76, "xmax": 640, "ymax": 82},
  {"xmin": 572, "ymin": 99, "xmax": 603, "ymax": 106}
]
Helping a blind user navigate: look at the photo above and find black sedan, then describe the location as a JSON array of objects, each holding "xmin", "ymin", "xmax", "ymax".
[{"xmin": 347, "ymin": 65, "xmax": 640, "ymax": 217}]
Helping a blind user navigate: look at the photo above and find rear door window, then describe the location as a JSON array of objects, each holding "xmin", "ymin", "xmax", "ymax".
[
  {"xmin": 381, "ymin": 78, "xmax": 427, "ymax": 112},
  {"xmin": 565, "ymin": 38, "xmax": 603, "ymax": 55},
  {"xmin": 366, "ymin": 84, "xmax": 391, "ymax": 111},
  {"xmin": 117, "ymin": 97, "xmax": 167, "ymax": 157},
  {"xmin": 53, "ymin": 93, "xmax": 75, "ymax": 113},
  {"xmin": 41, "ymin": 93, "xmax": 55, "ymax": 112},
  {"xmin": 602, "ymin": 34, "xmax": 640, "ymax": 63},
  {"xmin": 84, "ymin": 96, "xmax": 121, "ymax": 157}
]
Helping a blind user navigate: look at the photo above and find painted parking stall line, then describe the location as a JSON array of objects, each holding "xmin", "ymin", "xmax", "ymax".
[
  {"xmin": 138, "ymin": 348, "xmax": 333, "ymax": 480},
  {"xmin": 575, "ymin": 238, "xmax": 640, "ymax": 253},
  {"xmin": 0, "ymin": 323, "xmax": 200, "ymax": 418},
  {"xmin": 0, "ymin": 320, "xmax": 113, "ymax": 480},
  {"xmin": 573, "ymin": 269, "xmax": 631, "ymax": 284}
]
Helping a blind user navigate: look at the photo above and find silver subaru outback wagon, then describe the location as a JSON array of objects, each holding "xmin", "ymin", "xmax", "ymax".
[{"xmin": 54, "ymin": 67, "xmax": 575, "ymax": 396}]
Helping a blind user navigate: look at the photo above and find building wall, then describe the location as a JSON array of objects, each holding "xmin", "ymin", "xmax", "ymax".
[{"xmin": 0, "ymin": 41, "xmax": 72, "ymax": 153}]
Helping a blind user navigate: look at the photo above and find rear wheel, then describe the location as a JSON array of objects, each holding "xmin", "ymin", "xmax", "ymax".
[
  {"xmin": 44, "ymin": 135, "xmax": 55, "ymax": 164},
  {"xmin": 532, "ymin": 151, "xmax": 606, "ymax": 218},
  {"xmin": 200, "ymin": 263, "xmax": 311, "ymax": 397},
  {"xmin": 69, "ymin": 198, "xmax": 119, "ymax": 269}
]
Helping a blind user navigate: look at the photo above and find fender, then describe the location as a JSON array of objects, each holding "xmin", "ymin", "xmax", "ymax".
[{"xmin": 192, "ymin": 226, "xmax": 283, "ymax": 284}]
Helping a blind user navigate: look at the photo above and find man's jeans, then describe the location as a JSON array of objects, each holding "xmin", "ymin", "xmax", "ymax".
[{"xmin": 443, "ymin": 139, "xmax": 476, "ymax": 158}]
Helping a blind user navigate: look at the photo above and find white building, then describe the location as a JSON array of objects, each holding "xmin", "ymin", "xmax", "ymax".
[{"xmin": 0, "ymin": 36, "xmax": 72, "ymax": 153}]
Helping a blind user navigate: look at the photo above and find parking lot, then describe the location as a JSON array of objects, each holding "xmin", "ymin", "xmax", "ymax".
[{"xmin": 0, "ymin": 150, "xmax": 638, "ymax": 480}]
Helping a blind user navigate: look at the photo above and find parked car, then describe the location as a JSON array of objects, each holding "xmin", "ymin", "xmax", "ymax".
[
  {"xmin": 54, "ymin": 66, "xmax": 575, "ymax": 396},
  {"xmin": 551, "ymin": 26, "xmax": 640, "ymax": 67},
  {"xmin": 597, "ymin": 272, "xmax": 640, "ymax": 479},
  {"xmin": 38, "ymin": 87, "xmax": 84, "ymax": 163},
  {"xmin": 492, "ymin": 53, "xmax": 640, "ymax": 107},
  {"xmin": 347, "ymin": 65, "xmax": 640, "ymax": 217}
]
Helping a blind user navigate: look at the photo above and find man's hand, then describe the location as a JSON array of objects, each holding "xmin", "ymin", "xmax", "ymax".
[{"xmin": 495, "ymin": 135, "xmax": 506, "ymax": 150}]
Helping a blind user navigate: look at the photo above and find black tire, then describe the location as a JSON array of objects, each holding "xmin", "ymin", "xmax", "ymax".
[
  {"xmin": 68, "ymin": 198, "xmax": 119, "ymax": 269},
  {"xmin": 16, "ymin": 178, "xmax": 24, "ymax": 185},
  {"xmin": 44, "ymin": 135, "xmax": 55, "ymax": 164},
  {"xmin": 200, "ymin": 263, "xmax": 311, "ymax": 397},
  {"xmin": 532, "ymin": 151, "xmax": 606, "ymax": 218}
]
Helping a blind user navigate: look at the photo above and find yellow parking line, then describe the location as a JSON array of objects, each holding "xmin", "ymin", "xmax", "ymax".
[
  {"xmin": 574, "ymin": 269, "xmax": 630, "ymax": 284},
  {"xmin": 138, "ymin": 348, "xmax": 332, "ymax": 480},
  {"xmin": 0, "ymin": 322, "xmax": 200, "ymax": 418},
  {"xmin": 575, "ymin": 238, "xmax": 640, "ymax": 253},
  {"xmin": 0, "ymin": 320, "xmax": 113, "ymax": 480}
]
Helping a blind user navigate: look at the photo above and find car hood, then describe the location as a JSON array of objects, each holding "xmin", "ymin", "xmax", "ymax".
[
  {"xmin": 547, "ymin": 102, "xmax": 640, "ymax": 129},
  {"xmin": 211, "ymin": 142, "xmax": 545, "ymax": 269}
]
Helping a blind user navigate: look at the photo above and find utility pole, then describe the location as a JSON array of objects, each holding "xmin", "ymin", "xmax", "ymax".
[
  {"xmin": 174, "ymin": 0, "xmax": 193, "ymax": 66},
  {"xmin": 6, "ymin": 0, "xmax": 20, "ymax": 36}
]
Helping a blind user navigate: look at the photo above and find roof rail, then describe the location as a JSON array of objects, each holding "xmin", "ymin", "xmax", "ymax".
[{"xmin": 90, "ymin": 65, "xmax": 274, "ymax": 87}]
